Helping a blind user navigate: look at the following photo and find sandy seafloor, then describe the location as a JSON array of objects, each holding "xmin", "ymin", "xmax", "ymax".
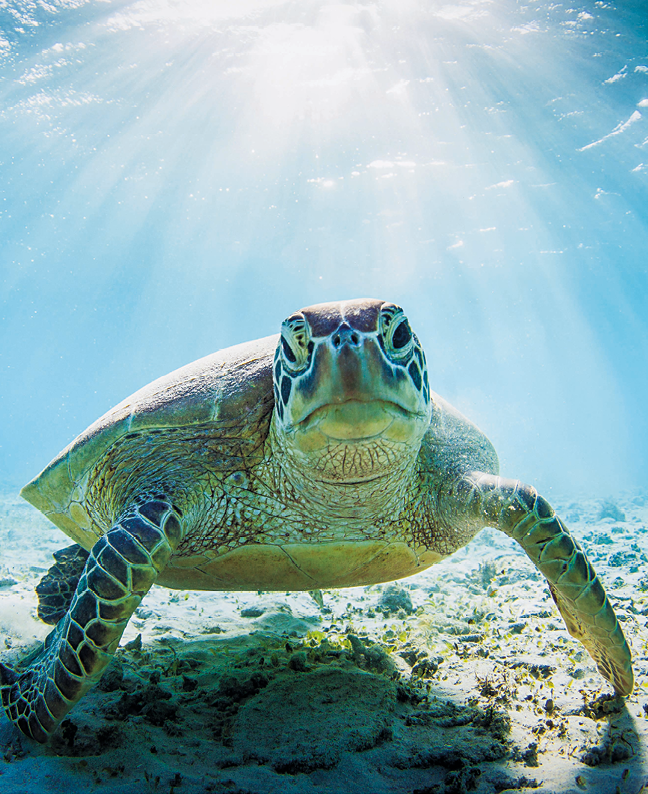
[{"xmin": 0, "ymin": 489, "xmax": 647, "ymax": 794}]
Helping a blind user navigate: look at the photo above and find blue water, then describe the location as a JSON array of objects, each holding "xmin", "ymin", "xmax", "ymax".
[{"xmin": 0, "ymin": 0, "xmax": 647, "ymax": 500}]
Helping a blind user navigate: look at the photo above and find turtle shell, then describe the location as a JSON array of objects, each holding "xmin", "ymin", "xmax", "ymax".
[{"xmin": 21, "ymin": 334, "xmax": 279, "ymax": 549}]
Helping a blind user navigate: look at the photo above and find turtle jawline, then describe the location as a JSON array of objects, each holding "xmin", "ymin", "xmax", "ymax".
[{"xmin": 296, "ymin": 399, "xmax": 412, "ymax": 430}]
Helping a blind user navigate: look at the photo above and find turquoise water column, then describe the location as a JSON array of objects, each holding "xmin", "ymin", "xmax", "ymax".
[{"xmin": 0, "ymin": 0, "xmax": 646, "ymax": 497}]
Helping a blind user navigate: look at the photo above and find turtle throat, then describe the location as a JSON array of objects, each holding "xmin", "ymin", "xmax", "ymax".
[{"xmin": 267, "ymin": 412, "xmax": 421, "ymax": 521}]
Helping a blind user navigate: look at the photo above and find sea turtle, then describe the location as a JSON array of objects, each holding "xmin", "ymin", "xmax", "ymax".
[{"xmin": 0, "ymin": 298, "xmax": 633, "ymax": 742}]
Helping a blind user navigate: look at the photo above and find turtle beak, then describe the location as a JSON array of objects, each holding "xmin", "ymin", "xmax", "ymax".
[
  {"xmin": 329, "ymin": 324, "xmax": 368, "ymax": 402},
  {"xmin": 287, "ymin": 325, "xmax": 422, "ymax": 430}
]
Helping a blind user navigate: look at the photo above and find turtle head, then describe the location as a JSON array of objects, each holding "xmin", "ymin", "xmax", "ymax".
[{"xmin": 271, "ymin": 299, "xmax": 432, "ymax": 483}]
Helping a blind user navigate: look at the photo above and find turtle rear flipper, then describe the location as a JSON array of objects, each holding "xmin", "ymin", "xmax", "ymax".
[
  {"xmin": 36, "ymin": 545, "xmax": 90, "ymax": 625},
  {"xmin": 444, "ymin": 472, "xmax": 634, "ymax": 697}
]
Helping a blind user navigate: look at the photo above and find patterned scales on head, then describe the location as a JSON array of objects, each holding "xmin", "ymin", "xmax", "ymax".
[{"xmin": 0, "ymin": 298, "xmax": 634, "ymax": 743}]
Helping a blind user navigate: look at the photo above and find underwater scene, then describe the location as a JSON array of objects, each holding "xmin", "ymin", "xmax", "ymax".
[{"xmin": 0, "ymin": 1, "xmax": 647, "ymax": 792}]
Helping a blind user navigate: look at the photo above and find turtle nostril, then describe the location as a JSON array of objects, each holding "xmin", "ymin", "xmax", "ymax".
[{"xmin": 332, "ymin": 326, "xmax": 361, "ymax": 350}]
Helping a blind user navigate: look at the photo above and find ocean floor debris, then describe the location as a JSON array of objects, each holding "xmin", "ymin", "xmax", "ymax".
[{"xmin": 1, "ymin": 489, "xmax": 647, "ymax": 793}]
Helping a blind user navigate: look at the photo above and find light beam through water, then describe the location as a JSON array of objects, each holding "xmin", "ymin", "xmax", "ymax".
[{"xmin": 0, "ymin": 0, "xmax": 647, "ymax": 499}]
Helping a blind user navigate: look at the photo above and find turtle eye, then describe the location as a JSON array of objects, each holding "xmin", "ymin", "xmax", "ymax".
[
  {"xmin": 380, "ymin": 304, "xmax": 414, "ymax": 360},
  {"xmin": 392, "ymin": 318, "xmax": 412, "ymax": 349},
  {"xmin": 281, "ymin": 335, "xmax": 297, "ymax": 363},
  {"xmin": 279, "ymin": 313, "xmax": 311, "ymax": 373}
]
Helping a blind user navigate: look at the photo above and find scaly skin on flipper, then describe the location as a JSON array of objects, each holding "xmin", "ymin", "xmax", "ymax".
[
  {"xmin": 0, "ymin": 501, "xmax": 182, "ymax": 742},
  {"xmin": 36, "ymin": 545, "xmax": 90, "ymax": 625},
  {"xmin": 452, "ymin": 472, "xmax": 633, "ymax": 696}
]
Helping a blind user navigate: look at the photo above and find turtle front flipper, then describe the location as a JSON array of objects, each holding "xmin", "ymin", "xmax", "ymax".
[
  {"xmin": 0, "ymin": 501, "xmax": 182, "ymax": 742},
  {"xmin": 444, "ymin": 472, "xmax": 633, "ymax": 697}
]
